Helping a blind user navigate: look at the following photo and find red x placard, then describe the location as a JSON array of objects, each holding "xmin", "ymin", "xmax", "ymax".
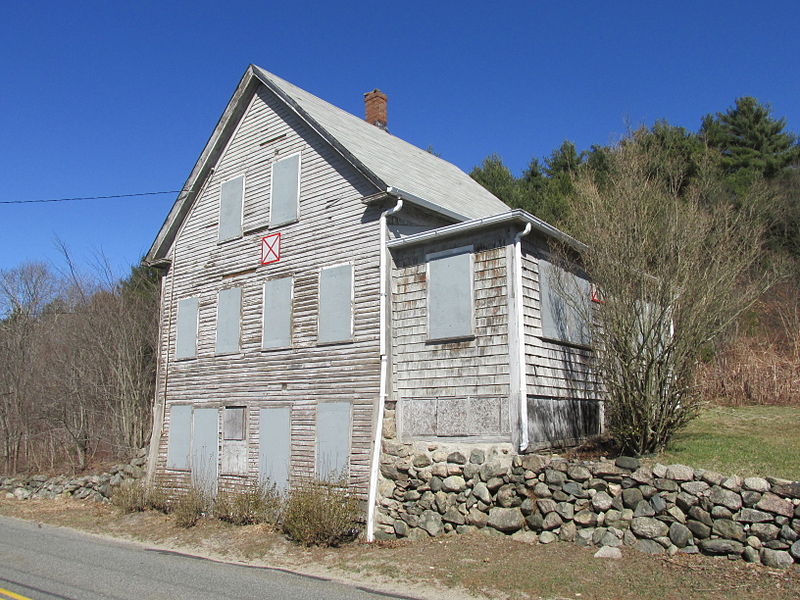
[{"xmin": 261, "ymin": 233, "xmax": 281, "ymax": 265}]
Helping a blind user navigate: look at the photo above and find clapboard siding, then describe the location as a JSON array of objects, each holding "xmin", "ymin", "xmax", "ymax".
[
  {"xmin": 520, "ymin": 236, "xmax": 602, "ymax": 447},
  {"xmin": 152, "ymin": 84, "xmax": 382, "ymax": 495},
  {"xmin": 390, "ymin": 227, "xmax": 513, "ymax": 441}
]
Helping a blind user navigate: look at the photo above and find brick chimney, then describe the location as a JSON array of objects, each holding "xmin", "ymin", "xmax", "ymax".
[{"xmin": 364, "ymin": 89, "xmax": 388, "ymax": 130}]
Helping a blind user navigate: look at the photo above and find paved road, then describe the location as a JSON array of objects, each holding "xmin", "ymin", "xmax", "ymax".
[{"xmin": 0, "ymin": 516, "xmax": 412, "ymax": 600}]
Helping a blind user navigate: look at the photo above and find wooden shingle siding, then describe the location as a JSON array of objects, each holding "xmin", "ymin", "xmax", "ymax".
[
  {"xmin": 152, "ymin": 84, "xmax": 382, "ymax": 496},
  {"xmin": 390, "ymin": 228, "xmax": 513, "ymax": 442},
  {"xmin": 520, "ymin": 236, "xmax": 602, "ymax": 448}
]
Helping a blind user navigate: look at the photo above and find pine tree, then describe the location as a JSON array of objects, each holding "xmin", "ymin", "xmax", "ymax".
[{"xmin": 701, "ymin": 97, "xmax": 799, "ymax": 177}]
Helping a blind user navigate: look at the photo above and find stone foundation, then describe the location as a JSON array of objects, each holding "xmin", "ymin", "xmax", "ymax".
[{"xmin": 377, "ymin": 409, "xmax": 799, "ymax": 569}]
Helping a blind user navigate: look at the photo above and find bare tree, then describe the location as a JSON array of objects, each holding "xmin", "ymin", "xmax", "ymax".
[{"xmin": 553, "ymin": 132, "xmax": 777, "ymax": 454}]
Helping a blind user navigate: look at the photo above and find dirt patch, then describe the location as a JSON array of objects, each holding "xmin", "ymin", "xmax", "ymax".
[{"xmin": 1, "ymin": 497, "xmax": 798, "ymax": 600}]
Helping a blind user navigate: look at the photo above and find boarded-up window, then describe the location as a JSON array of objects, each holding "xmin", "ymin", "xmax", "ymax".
[
  {"xmin": 221, "ymin": 406, "xmax": 247, "ymax": 475},
  {"xmin": 223, "ymin": 406, "xmax": 246, "ymax": 440},
  {"xmin": 427, "ymin": 248, "xmax": 473, "ymax": 341},
  {"xmin": 270, "ymin": 154, "xmax": 300, "ymax": 227},
  {"xmin": 539, "ymin": 258, "xmax": 591, "ymax": 346},
  {"xmin": 259, "ymin": 407, "xmax": 290, "ymax": 490},
  {"xmin": 192, "ymin": 408, "xmax": 219, "ymax": 492},
  {"xmin": 316, "ymin": 402, "xmax": 351, "ymax": 480},
  {"xmin": 219, "ymin": 175, "xmax": 244, "ymax": 241},
  {"xmin": 318, "ymin": 264, "xmax": 353, "ymax": 343},
  {"xmin": 166, "ymin": 405, "xmax": 192, "ymax": 469},
  {"xmin": 262, "ymin": 276, "xmax": 293, "ymax": 349},
  {"xmin": 175, "ymin": 297, "xmax": 199, "ymax": 359},
  {"xmin": 216, "ymin": 287, "xmax": 241, "ymax": 354}
]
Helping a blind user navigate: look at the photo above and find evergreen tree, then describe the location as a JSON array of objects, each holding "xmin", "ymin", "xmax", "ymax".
[{"xmin": 701, "ymin": 96, "xmax": 799, "ymax": 177}]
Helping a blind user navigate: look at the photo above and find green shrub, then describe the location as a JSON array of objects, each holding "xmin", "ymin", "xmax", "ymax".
[
  {"xmin": 281, "ymin": 477, "xmax": 361, "ymax": 547},
  {"xmin": 213, "ymin": 479, "xmax": 283, "ymax": 526},
  {"xmin": 172, "ymin": 486, "xmax": 210, "ymax": 528}
]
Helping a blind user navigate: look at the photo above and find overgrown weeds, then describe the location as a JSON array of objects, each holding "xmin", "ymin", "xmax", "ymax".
[
  {"xmin": 282, "ymin": 477, "xmax": 361, "ymax": 547},
  {"xmin": 172, "ymin": 485, "xmax": 210, "ymax": 528},
  {"xmin": 212, "ymin": 479, "xmax": 283, "ymax": 526},
  {"xmin": 111, "ymin": 480, "xmax": 170, "ymax": 513}
]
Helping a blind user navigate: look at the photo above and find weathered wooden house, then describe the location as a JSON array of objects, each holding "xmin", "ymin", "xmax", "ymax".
[{"xmin": 144, "ymin": 65, "xmax": 600, "ymax": 539}]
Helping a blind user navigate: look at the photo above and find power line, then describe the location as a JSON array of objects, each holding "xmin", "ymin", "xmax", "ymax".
[{"xmin": 0, "ymin": 190, "xmax": 190, "ymax": 205}]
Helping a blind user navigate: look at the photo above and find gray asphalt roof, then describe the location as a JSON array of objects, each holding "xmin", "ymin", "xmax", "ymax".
[{"xmin": 253, "ymin": 66, "xmax": 510, "ymax": 221}]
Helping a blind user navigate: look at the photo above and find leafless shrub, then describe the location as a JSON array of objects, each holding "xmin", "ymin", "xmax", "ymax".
[
  {"xmin": 554, "ymin": 131, "xmax": 778, "ymax": 454},
  {"xmin": 213, "ymin": 479, "xmax": 284, "ymax": 526},
  {"xmin": 281, "ymin": 475, "xmax": 361, "ymax": 546},
  {"xmin": 172, "ymin": 486, "xmax": 210, "ymax": 528},
  {"xmin": 111, "ymin": 480, "xmax": 171, "ymax": 513}
]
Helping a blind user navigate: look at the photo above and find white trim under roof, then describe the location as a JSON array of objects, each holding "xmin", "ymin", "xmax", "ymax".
[{"xmin": 385, "ymin": 209, "xmax": 587, "ymax": 252}]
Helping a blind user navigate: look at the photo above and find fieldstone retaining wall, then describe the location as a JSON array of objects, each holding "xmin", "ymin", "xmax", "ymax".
[
  {"xmin": 0, "ymin": 446, "xmax": 148, "ymax": 503},
  {"xmin": 376, "ymin": 435, "xmax": 800, "ymax": 569}
]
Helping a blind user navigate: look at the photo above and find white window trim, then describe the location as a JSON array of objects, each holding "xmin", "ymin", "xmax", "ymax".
[
  {"xmin": 218, "ymin": 173, "xmax": 246, "ymax": 243},
  {"xmin": 425, "ymin": 245, "xmax": 475, "ymax": 343},
  {"xmin": 317, "ymin": 262, "xmax": 354, "ymax": 345},
  {"xmin": 261, "ymin": 274, "xmax": 294, "ymax": 351},
  {"xmin": 214, "ymin": 287, "xmax": 243, "ymax": 356},
  {"xmin": 269, "ymin": 151, "xmax": 302, "ymax": 228}
]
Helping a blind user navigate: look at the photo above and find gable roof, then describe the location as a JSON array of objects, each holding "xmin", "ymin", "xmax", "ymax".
[{"xmin": 145, "ymin": 65, "xmax": 509, "ymax": 265}]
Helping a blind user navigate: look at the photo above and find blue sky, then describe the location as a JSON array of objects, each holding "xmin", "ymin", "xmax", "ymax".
[{"xmin": 1, "ymin": 1, "xmax": 798, "ymax": 278}]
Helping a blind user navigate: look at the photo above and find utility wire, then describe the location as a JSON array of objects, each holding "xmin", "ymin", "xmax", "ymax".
[{"xmin": 0, "ymin": 190, "xmax": 190, "ymax": 205}]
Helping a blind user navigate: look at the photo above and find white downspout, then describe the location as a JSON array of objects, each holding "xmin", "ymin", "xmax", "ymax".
[
  {"xmin": 515, "ymin": 223, "xmax": 532, "ymax": 452},
  {"xmin": 366, "ymin": 197, "xmax": 403, "ymax": 542}
]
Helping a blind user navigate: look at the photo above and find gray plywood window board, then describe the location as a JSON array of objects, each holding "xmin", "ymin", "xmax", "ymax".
[
  {"xmin": 166, "ymin": 404, "xmax": 192, "ymax": 469},
  {"xmin": 223, "ymin": 406, "xmax": 246, "ymax": 440},
  {"xmin": 191, "ymin": 407, "xmax": 219, "ymax": 493},
  {"xmin": 539, "ymin": 258, "xmax": 591, "ymax": 346},
  {"xmin": 262, "ymin": 276, "xmax": 293, "ymax": 349},
  {"xmin": 427, "ymin": 248, "xmax": 473, "ymax": 341},
  {"xmin": 216, "ymin": 287, "xmax": 241, "ymax": 354},
  {"xmin": 316, "ymin": 401, "xmax": 351, "ymax": 481},
  {"xmin": 175, "ymin": 297, "xmax": 199, "ymax": 359},
  {"xmin": 219, "ymin": 175, "xmax": 244, "ymax": 242},
  {"xmin": 270, "ymin": 154, "xmax": 300, "ymax": 227},
  {"xmin": 318, "ymin": 264, "xmax": 353, "ymax": 343},
  {"xmin": 259, "ymin": 407, "xmax": 290, "ymax": 491}
]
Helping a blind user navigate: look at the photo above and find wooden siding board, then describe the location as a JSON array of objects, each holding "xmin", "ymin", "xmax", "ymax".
[
  {"xmin": 390, "ymin": 229, "xmax": 514, "ymax": 441},
  {"xmin": 520, "ymin": 236, "xmax": 602, "ymax": 444},
  {"xmin": 153, "ymin": 85, "xmax": 382, "ymax": 496}
]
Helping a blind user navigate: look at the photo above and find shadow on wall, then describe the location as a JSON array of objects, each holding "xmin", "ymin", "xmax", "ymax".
[{"xmin": 528, "ymin": 341, "xmax": 603, "ymax": 450}]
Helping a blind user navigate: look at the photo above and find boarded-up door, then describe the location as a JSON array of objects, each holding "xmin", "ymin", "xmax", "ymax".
[
  {"xmin": 259, "ymin": 407, "xmax": 290, "ymax": 491},
  {"xmin": 192, "ymin": 408, "xmax": 218, "ymax": 494}
]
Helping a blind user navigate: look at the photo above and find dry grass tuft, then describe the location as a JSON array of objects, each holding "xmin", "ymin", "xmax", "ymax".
[
  {"xmin": 212, "ymin": 479, "xmax": 283, "ymax": 526},
  {"xmin": 282, "ymin": 477, "xmax": 361, "ymax": 547},
  {"xmin": 111, "ymin": 480, "xmax": 170, "ymax": 514},
  {"xmin": 172, "ymin": 486, "xmax": 210, "ymax": 528}
]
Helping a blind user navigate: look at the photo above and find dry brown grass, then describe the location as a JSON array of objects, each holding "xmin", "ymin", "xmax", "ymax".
[
  {"xmin": 212, "ymin": 479, "xmax": 283, "ymax": 526},
  {"xmin": 281, "ymin": 478, "xmax": 361, "ymax": 547},
  {"xmin": 172, "ymin": 485, "xmax": 210, "ymax": 528},
  {"xmin": 111, "ymin": 480, "xmax": 170, "ymax": 514},
  {"xmin": 2, "ymin": 497, "xmax": 797, "ymax": 600},
  {"xmin": 699, "ymin": 335, "xmax": 800, "ymax": 407}
]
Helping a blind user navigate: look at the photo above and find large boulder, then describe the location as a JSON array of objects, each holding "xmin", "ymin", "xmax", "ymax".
[
  {"xmin": 487, "ymin": 507, "xmax": 525, "ymax": 533},
  {"xmin": 631, "ymin": 517, "xmax": 669, "ymax": 539}
]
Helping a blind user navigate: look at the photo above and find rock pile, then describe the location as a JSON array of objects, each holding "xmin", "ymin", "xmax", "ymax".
[
  {"xmin": 1, "ymin": 446, "xmax": 148, "ymax": 503},
  {"xmin": 377, "ymin": 443, "xmax": 800, "ymax": 568}
]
